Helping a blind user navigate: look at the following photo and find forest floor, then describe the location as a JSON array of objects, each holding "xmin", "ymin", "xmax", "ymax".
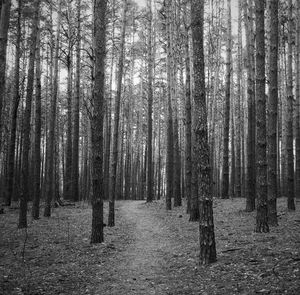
[{"xmin": 0, "ymin": 198, "xmax": 300, "ymax": 295}]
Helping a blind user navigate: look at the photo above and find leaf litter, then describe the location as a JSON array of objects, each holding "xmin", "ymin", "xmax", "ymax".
[{"xmin": 0, "ymin": 198, "xmax": 299, "ymax": 294}]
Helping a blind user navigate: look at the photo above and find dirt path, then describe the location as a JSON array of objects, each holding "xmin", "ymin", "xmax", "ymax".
[{"xmin": 95, "ymin": 201, "xmax": 175, "ymax": 295}]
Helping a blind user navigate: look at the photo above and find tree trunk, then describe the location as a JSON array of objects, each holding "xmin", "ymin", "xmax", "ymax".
[
  {"xmin": 267, "ymin": 0, "xmax": 279, "ymax": 226},
  {"xmin": 255, "ymin": 0, "xmax": 269, "ymax": 233},
  {"xmin": 245, "ymin": 0, "xmax": 256, "ymax": 212},
  {"xmin": 166, "ymin": 0, "xmax": 173, "ymax": 211},
  {"xmin": 91, "ymin": 0, "xmax": 108, "ymax": 243},
  {"xmin": 191, "ymin": 0, "xmax": 217, "ymax": 265},
  {"xmin": 19, "ymin": 0, "xmax": 40, "ymax": 228},
  {"xmin": 0, "ymin": 0, "xmax": 11, "ymax": 152},
  {"xmin": 108, "ymin": 0, "xmax": 127, "ymax": 226},
  {"xmin": 6, "ymin": 0, "xmax": 21, "ymax": 207},
  {"xmin": 296, "ymin": 0, "xmax": 300, "ymax": 199},
  {"xmin": 287, "ymin": 0, "xmax": 295, "ymax": 211},
  {"xmin": 72, "ymin": 0, "xmax": 81, "ymax": 202},
  {"xmin": 235, "ymin": 0, "xmax": 242, "ymax": 198},
  {"xmin": 147, "ymin": 0, "xmax": 154, "ymax": 203},
  {"xmin": 184, "ymin": 18, "xmax": 192, "ymax": 214},
  {"xmin": 32, "ymin": 14, "xmax": 42, "ymax": 220},
  {"xmin": 64, "ymin": 4, "xmax": 73, "ymax": 201},
  {"xmin": 222, "ymin": 0, "xmax": 231, "ymax": 199},
  {"xmin": 44, "ymin": 0, "xmax": 62, "ymax": 217}
]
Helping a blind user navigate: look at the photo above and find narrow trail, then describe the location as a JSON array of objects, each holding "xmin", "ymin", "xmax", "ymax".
[{"xmin": 95, "ymin": 201, "xmax": 178, "ymax": 295}]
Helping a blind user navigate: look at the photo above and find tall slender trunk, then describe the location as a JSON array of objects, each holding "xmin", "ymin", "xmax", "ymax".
[
  {"xmin": 64, "ymin": 5, "xmax": 73, "ymax": 201},
  {"xmin": 191, "ymin": 0, "xmax": 217, "ymax": 264},
  {"xmin": 44, "ymin": 0, "xmax": 62, "ymax": 217},
  {"xmin": 286, "ymin": 0, "xmax": 295, "ymax": 210},
  {"xmin": 184, "ymin": 19, "xmax": 192, "ymax": 213},
  {"xmin": 72, "ymin": 0, "xmax": 81, "ymax": 202},
  {"xmin": 6, "ymin": 0, "xmax": 21, "ymax": 207},
  {"xmin": 235, "ymin": 0, "xmax": 242, "ymax": 198},
  {"xmin": 0, "ymin": 0, "xmax": 12, "ymax": 151},
  {"xmin": 267, "ymin": 0, "xmax": 279, "ymax": 226},
  {"xmin": 19, "ymin": 0, "xmax": 40, "ymax": 228},
  {"xmin": 222, "ymin": 0, "xmax": 231, "ymax": 199},
  {"xmin": 255, "ymin": 0, "xmax": 269, "ymax": 233},
  {"xmin": 91, "ymin": 0, "xmax": 108, "ymax": 244},
  {"xmin": 32, "ymin": 15, "xmax": 42, "ymax": 220},
  {"xmin": 166, "ymin": 0, "xmax": 173, "ymax": 211},
  {"xmin": 296, "ymin": 0, "xmax": 300, "ymax": 198},
  {"xmin": 245, "ymin": 0, "xmax": 256, "ymax": 212},
  {"xmin": 147, "ymin": 0, "xmax": 154, "ymax": 203},
  {"xmin": 108, "ymin": 0, "xmax": 128, "ymax": 226}
]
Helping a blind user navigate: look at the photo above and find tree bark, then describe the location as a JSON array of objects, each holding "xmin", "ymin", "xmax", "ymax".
[
  {"xmin": 267, "ymin": 0, "xmax": 279, "ymax": 226},
  {"xmin": 166, "ymin": 0, "xmax": 173, "ymax": 211},
  {"xmin": 244, "ymin": 0, "xmax": 256, "ymax": 212},
  {"xmin": 91, "ymin": 0, "xmax": 108, "ymax": 243},
  {"xmin": 72, "ymin": 0, "xmax": 81, "ymax": 202},
  {"xmin": 296, "ymin": 0, "xmax": 300, "ymax": 199},
  {"xmin": 286, "ymin": 0, "xmax": 295, "ymax": 211},
  {"xmin": 108, "ymin": 0, "xmax": 127, "ymax": 226},
  {"xmin": 19, "ymin": 0, "xmax": 40, "ymax": 228},
  {"xmin": 32, "ymin": 13, "xmax": 42, "ymax": 220},
  {"xmin": 64, "ymin": 1, "xmax": 73, "ymax": 201},
  {"xmin": 0, "ymin": 0, "xmax": 11, "ymax": 152},
  {"xmin": 184, "ymin": 16, "xmax": 192, "ymax": 214},
  {"xmin": 44, "ymin": 0, "xmax": 62, "ymax": 217},
  {"xmin": 222, "ymin": 0, "xmax": 231, "ymax": 199},
  {"xmin": 147, "ymin": 0, "xmax": 154, "ymax": 203},
  {"xmin": 191, "ymin": 0, "xmax": 217, "ymax": 264},
  {"xmin": 235, "ymin": 0, "xmax": 242, "ymax": 198},
  {"xmin": 255, "ymin": 0, "xmax": 269, "ymax": 233},
  {"xmin": 6, "ymin": 0, "xmax": 21, "ymax": 207}
]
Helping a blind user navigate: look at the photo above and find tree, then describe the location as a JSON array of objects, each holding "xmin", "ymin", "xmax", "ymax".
[
  {"xmin": 244, "ymin": 0, "xmax": 256, "ymax": 212},
  {"xmin": 91, "ymin": 0, "xmax": 108, "ymax": 243},
  {"xmin": 255, "ymin": 0, "xmax": 269, "ymax": 233},
  {"xmin": 235, "ymin": 0, "xmax": 242, "ymax": 198},
  {"xmin": 44, "ymin": 0, "xmax": 62, "ymax": 217},
  {"xmin": 0, "ymin": 0, "xmax": 12, "ymax": 152},
  {"xmin": 146, "ymin": 0, "xmax": 154, "ymax": 203},
  {"xmin": 267, "ymin": 0, "xmax": 279, "ymax": 226},
  {"xmin": 63, "ymin": 0, "xmax": 74, "ymax": 201},
  {"xmin": 19, "ymin": 0, "xmax": 40, "ymax": 228},
  {"xmin": 165, "ymin": 0, "xmax": 173, "ymax": 211},
  {"xmin": 222, "ymin": 0, "xmax": 232, "ymax": 199},
  {"xmin": 286, "ymin": 0, "xmax": 295, "ymax": 211},
  {"xmin": 296, "ymin": 0, "xmax": 300, "ymax": 199},
  {"xmin": 32, "ymin": 9, "xmax": 42, "ymax": 220},
  {"xmin": 108, "ymin": 0, "xmax": 128, "ymax": 227},
  {"xmin": 184, "ymin": 4, "xmax": 192, "ymax": 213},
  {"xmin": 72, "ymin": 0, "xmax": 81, "ymax": 202},
  {"xmin": 6, "ymin": 0, "xmax": 22, "ymax": 207},
  {"xmin": 191, "ymin": 0, "xmax": 217, "ymax": 264}
]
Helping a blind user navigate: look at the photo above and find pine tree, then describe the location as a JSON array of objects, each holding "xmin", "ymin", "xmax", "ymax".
[{"xmin": 191, "ymin": 0, "xmax": 217, "ymax": 264}]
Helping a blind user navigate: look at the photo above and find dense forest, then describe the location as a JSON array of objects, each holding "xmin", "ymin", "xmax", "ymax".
[{"xmin": 0, "ymin": 0, "xmax": 299, "ymax": 280}]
